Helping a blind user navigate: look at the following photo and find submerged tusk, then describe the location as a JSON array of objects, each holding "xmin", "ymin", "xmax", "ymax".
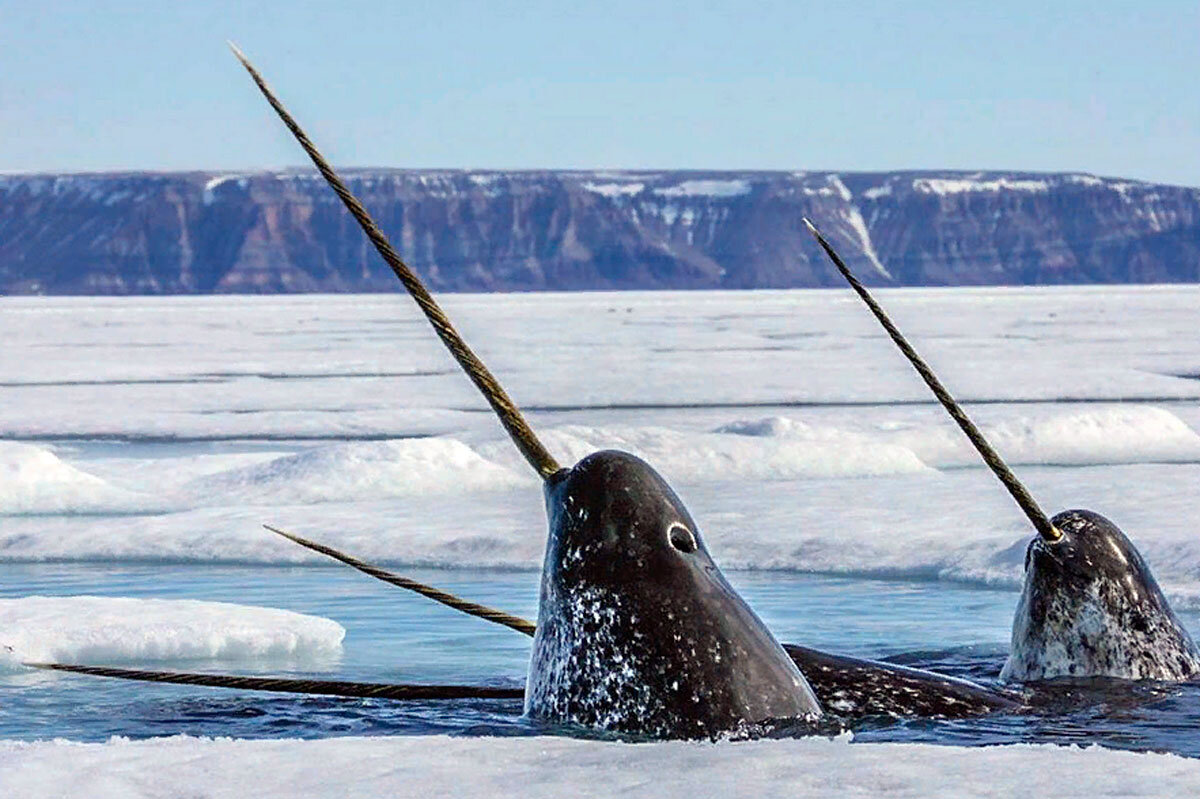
[
  {"xmin": 27, "ymin": 661, "xmax": 524, "ymax": 700},
  {"xmin": 264, "ymin": 524, "xmax": 537, "ymax": 636}
]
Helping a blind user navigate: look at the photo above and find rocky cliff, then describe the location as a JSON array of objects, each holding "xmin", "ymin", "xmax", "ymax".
[{"xmin": 1, "ymin": 169, "xmax": 1197, "ymax": 294}]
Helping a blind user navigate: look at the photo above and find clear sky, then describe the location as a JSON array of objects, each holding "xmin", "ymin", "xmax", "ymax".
[{"xmin": 2, "ymin": 1, "xmax": 1198, "ymax": 186}]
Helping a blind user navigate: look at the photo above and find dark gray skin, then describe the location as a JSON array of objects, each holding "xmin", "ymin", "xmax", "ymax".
[
  {"xmin": 525, "ymin": 450, "xmax": 822, "ymax": 739},
  {"xmin": 1002, "ymin": 509, "xmax": 1200, "ymax": 682},
  {"xmin": 784, "ymin": 646, "xmax": 1020, "ymax": 718}
]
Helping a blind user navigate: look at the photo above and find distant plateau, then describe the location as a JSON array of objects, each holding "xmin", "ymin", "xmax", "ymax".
[{"xmin": 1, "ymin": 169, "xmax": 1197, "ymax": 294}]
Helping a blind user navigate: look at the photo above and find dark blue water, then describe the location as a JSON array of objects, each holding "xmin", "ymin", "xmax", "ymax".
[{"xmin": 3, "ymin": 563, "xmax": 1200, "ymax": 755}]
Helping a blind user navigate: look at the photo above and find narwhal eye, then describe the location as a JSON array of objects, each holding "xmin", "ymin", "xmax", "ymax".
[{"xmin": 668, "ymin": 523, "xmax": 697, "ymax": 554}]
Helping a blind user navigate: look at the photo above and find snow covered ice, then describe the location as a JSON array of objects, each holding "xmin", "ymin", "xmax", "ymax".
[
  {"xmin": 2, "ymin": 287, "xmax": 1200, "ymax": 594},
  {"xmin": 4, "ymin": 734, "xmax": 1200, "ymax": 799},
  {"xmin": 0, "ymin": 596, "xmax": 344, "ymax": 672}
]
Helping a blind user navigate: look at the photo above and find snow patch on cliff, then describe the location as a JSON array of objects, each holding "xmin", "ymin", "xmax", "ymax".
[
  {"xmin": 913, "ymin": 177, "xmax": 1050, "ymax": 195},
  {"xmin": 202, "ymin": 175, "xmax": 248, "ymax": 205},
  {"xmin": 655, "ymin": 180, "xmax": 751, "ymax": 198},
  {"xmin": 826, "ymin": 175, "xmax": 852, "ymax": 202},
  {"xmin": 583, "ymin": 182, "xmax": 645, "ymax": 198},
  {"xmin": 839, "ymin": 205, "xmax": 892, "ymax": 280}
]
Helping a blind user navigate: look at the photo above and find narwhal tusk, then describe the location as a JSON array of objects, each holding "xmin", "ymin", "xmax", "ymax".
[
  {"xmin": 264, "ymin": 524, "xmax": 537, "ymax": 636},
  {"xmin": 26, "ymin": 661, "xmax": 524, "ymax": 700},
  {"xmin": 227, "ymin": 42, "xmax": 560, "ymax": 480},
  {"xmin": 801, "ymin": 217, "xmax": 1061, "ymax": 542}
]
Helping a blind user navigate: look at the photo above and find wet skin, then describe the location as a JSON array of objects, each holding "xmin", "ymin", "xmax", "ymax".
[
  {"xmin": 525, "ymin": 450, "xmax": 821, "ymax": 739},
  {"xmin": 1004, "ymin": 509, "xmax": 1200, "ymax": 682}
]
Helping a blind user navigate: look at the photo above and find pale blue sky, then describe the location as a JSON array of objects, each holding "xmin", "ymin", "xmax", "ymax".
[{"xmin": 2, "ymin": 1, "xmax": 1198, "ymax": 185}]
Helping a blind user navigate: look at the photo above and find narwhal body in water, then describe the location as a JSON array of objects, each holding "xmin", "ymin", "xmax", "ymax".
[
  {"xmin": 802, "ymin": 219, "xmax": 1200, "ymax": 683},
  {"xmin": 27, "ymin": 46, "xmax": 1019, "ymax": 736}
]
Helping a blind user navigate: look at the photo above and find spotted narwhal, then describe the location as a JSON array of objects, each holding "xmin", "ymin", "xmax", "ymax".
[{"xmin": 803, "ymin": 218, "xmax": 1200, "ymax": 683}]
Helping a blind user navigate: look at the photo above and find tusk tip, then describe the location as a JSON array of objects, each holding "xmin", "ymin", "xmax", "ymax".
[{"xmin": 263, "ymin": 523, "xmax": 295, "ymax": 540}]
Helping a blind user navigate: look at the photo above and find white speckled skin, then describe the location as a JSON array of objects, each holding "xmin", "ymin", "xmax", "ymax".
[
  {"xmin": 783, "ymin": 645, "xmax": 1018, "ymax": 718},
  {"xmin": 1002, "ymin": 510, "xmax": 1200, "ymax": 682},
  {"xmin": 525, "ymin": 450, "xmax": 820, "ymax": 739}
]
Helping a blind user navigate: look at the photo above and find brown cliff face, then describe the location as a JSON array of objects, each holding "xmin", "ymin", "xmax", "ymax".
[{"xmin": 1, "ymin": 169, "xmax": 1197, "ymax": 294}]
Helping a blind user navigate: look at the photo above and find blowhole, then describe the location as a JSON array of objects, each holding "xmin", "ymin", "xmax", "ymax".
[{"xmin": 668, "ymin": 523, "xmax": 697, "ymax": 554}]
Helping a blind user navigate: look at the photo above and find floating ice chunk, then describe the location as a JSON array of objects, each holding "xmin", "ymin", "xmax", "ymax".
[{"xmin": 0, "ymin": 596, "xmax": 344, "ymax": 672}]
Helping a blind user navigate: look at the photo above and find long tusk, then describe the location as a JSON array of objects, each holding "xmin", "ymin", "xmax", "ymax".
[
  {"xmin": 265, "ymin": 524, "xmax": 536, "ymax": 636},
  {"xmin": 802, "ymin": 218, "xmax": 1061, "ymax": 542},
  {"xmin": 27, "ymin": 662, "xmax": 523, "ymax": 700},
  {"xmin": 228, "ymin": 42, "xmax": 560, "ymax": 480}
]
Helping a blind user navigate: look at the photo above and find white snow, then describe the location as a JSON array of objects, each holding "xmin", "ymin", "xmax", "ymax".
[
  {"xmin": 826, "ymin": 174, "xmax": 853, "ymax": 202},
  {"xmin": 2, "ymin": 733, "xmax": 1198, "ymax": 799},
  {"xmin": 654, "ymin": 179, "xmax": 751, "ymax": 198},
  {"xmin": 0, "ymin": 441, "xmax": 160, "ymax": 515},
  {"xmin": 201, "ymin": 174, "xmax": 246, "ymax": 205},
  {"xmin": 582, "ymin": 181, "xmax": 645, "ymax": 198},
  {"xmin": 839, "ymin": 204, "xmax": 893, "ymax": 279},
  {"xmin": 912, "ymin": 177, "xmax": 1051, "ymax": 195},
  {"xmin": 0, "ymin": 596, "xmax": 344, "ymax": 671},
  {"xmin": 183, "ymin": 439, "xmax": 532, "ymax": 506},
  {"xmin": 3, "ymin": 288, "xmax": 1200, "ymax": 595},
  {"xmin": 482, "ymin": 422, "xmax": 930, "ymax": 482},
  {"xmin": 887, "ymin": 406, "xmax": 1200, "ymax": 468},
  {"xmin": 718, "ymin": 407, "xmax": 1200, "ymax": 471}
]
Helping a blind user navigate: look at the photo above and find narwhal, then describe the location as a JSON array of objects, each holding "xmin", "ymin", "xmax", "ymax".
[
  {"xmin": 28, "ymin": 46, "xmax": 821, "ymax": 741},
  {"xmin": 25, "ymin": 46, "xmax": 1019, "ymax": 735},
  {"xmin": 802, "ymin": 218, "xmax": 1200, "ymax": 683}
]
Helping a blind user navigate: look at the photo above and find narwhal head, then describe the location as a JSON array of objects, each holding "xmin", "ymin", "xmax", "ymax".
[
  {"xmin": 803, "ymin": 217, "xmax": 1200, "ymax": 684},
  {"xmin": 1003, "ymin": 508, "xmax": 1200, "ymax": 681},
  {"xmin": 525, "ymin": 450, "xmax": 821, "ymax": 738},
  {"xmin": 230, "ymin": 45, "xmax": 825, "ymax": 739}
]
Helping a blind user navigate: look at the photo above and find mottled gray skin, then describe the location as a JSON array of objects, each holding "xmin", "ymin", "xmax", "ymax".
[
  {"xmin": 784, "ymin": 645, "xmax": 1019, "ymax": 718},
  {"xmin": 1002, "ymin": 509, "xmax": 1200, "ymax": 682},
  {"xmin": 525, "ymin": 450, "xmax": 821, "ymax": 739}
]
